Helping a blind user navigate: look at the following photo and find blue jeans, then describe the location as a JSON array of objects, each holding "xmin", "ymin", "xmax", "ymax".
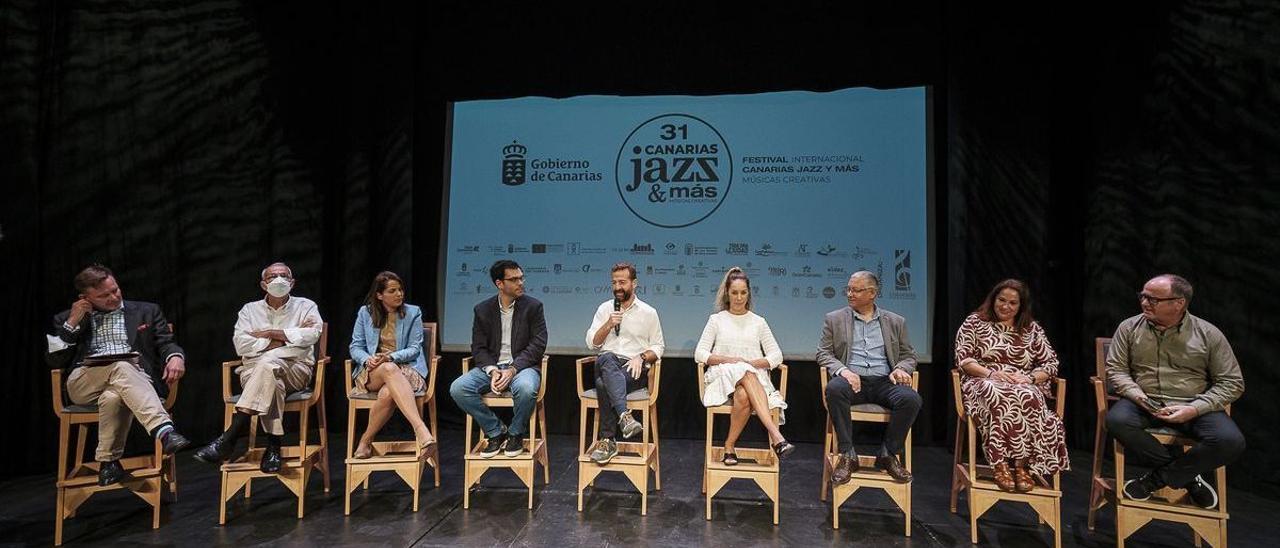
[
  {"xmin": 595, "ymin": 352, "xmax": 647, "ymax": 439},
  {"xmin": 449, "ymin": 365, "xmax": 541, "ymax": 438}
]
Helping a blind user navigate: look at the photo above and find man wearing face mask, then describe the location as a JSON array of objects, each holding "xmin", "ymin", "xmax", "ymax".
[
  {"xmin": 583, "ymin": 262, "xmax": 664, "ymax": 464},
  {"xmin": 46, "ymin": 264, "xmax": 191, "ymax": 486},
  {"xmin": 194, "ymin": 262, "xmax": 323, "ymax": 473}
]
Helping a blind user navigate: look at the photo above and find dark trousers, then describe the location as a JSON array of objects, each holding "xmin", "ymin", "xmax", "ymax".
[
  {"xmin": 1105, "ymin": 398, "xmax": 1245, "ymax": 488},
  {"xmin": 595, "ymin": 352, "xmax": 647, "ymax": 439},
  {"xmin": 826, "ymin": 374, "xmax": 921, "ymax": 456}
]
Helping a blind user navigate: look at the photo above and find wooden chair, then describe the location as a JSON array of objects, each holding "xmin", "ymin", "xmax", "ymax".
[
  {"xmin": 699, "ymin": 363, "xmax": 787, "ymax": 524},
  {"xmin": 50, "ymin": 368, "xmax": 181, "ymax": 546},
  {"xmin": 575, "ymin": 357, "xmax": 662, "ymax": 515},
  {"xmin": 460, "ymin": 355, "xmax": 550, "ymax": 509},
  {"xmin": 950, "ymin": 369, "xmax": 1065, "ymax": 547},
  {"xmin": 820, "ymin": 369, "xmax": 918, "ymax": 534},
  {"xmin": 343, "ymin": 321, "xmax": 441, "ymax": 515},
  {"xmin": 217, "ymin": 323, "xmax": 331, "ymax": 524},
  {"xmin": 1095, "ymin": 338, "xmax": 1231, "ymax": 547},
  {"xmin": 1088, "ymin": 337, "xmax": 1119, "ymax": 529}
]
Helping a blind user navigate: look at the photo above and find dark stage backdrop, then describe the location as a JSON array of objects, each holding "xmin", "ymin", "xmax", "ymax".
[{"xmin": 3, "ymin": 1, "xmax": 1278, "ymax": 499}]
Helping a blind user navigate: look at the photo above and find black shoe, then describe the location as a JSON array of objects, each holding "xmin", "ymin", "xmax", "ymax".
[
  {"xmin": 832, "ymin": 453, "xmax": 859, "ymax": 485},
  {"xmin": 773, "ymin": 440, "xmax": 796, "ymax": 460},
  {"xmin": 98, "ymin": 460, "xmax": 126, "ymax": 486},
  {"xmin": 502, "ymin": 435, "xmax": 526, "ymax": 457},
  {"xmin": 480, "ymin": 433, "xmax": 507, "ymax": 458},
  {"xmin": 1123, "ymin": 472, "xmax": 1163, "ymax": 501},
  {"xmin": 259, "ymin": 444, "xmax": 282, "ymax": 474},
  {"xmin": 1184, "ymin": 475, "xmax": 1219, "ymax": 509},
  {"xmin": 193, "ymin": 436, "xmax": 235, "ymax": 464},
  {"xmin": 875, "ymin": 455, "xmax": 913, "ymax": 483},
  {"xmin": 161, "ymin": 431, "xmax": 191, "ymax": 455}
]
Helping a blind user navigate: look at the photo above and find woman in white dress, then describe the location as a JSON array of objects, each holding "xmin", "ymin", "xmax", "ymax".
[{"xmin": 695, "ymin": 267, "xmax": 795, "ymax": 465}]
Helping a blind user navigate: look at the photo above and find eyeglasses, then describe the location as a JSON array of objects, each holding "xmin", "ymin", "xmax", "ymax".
[
  {"xmin": 845, "ymin": 287, "xmax": 875, "ymax": 295},
  {"xmin": 503, "ymin": 276, "xmax": 525, "ymax": 283},
  {"xmin": 1138, "ymin": 293, "xmax": 1182, "ymax": 304}
]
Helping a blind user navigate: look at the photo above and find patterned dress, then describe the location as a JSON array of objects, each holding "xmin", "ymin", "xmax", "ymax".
[{"xmin": 954, "ymin": 313, "xmax": 1069, "ymax": 476}]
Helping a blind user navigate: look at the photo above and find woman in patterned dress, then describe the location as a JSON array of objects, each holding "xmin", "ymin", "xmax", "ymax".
[
  {"xmin": 955, "ymin": 279, "xmax": 1068, "ymax": 492},
  {"xmin": 349, "ymin": 271, "xmax": 435, "ymax": 458},
  {"xmin": 695, "ymin": 267, "xmax": 795, "ymax": 465}
]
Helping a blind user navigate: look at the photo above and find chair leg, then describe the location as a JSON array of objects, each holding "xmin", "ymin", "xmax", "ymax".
[
  {"xmin": 317, "ymin": 395, "xmax": 330, "ymax": 493},
  {"xmin": 651, "ymin": 405, "xmax": 661, "ymax": 490},
  {"xmin": 55, "ymin": 487, "xmax": 65, "ymax": 546},
  {"xmin": 430, "ymin": 398, "xmax": 441, "ymax": 487}
]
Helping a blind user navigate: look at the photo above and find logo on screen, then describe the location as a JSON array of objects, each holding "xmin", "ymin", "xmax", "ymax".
[
  {"xmin": 501, "ymin": 141, "xmax": 527, "ymax": 185},
  {"xmin": 615, "ymin": 113, "xmax": 732, "ymax": 228},
  {"xmin": 894, "ymin": 251, "xmax": 911, "ymax": 291}
]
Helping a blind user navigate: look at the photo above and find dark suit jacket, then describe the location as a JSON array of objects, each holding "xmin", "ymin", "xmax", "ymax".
[
  {"xmin": 471, "ymin": 294, "xmax": 547, "ymax": 372},
  {"xmin": 47, "ymin": 300, "xmax": 184, "ymax": 398},
  {"xmin": 816, "ymin": 305, "xmax": 918, "ymax": 377}
]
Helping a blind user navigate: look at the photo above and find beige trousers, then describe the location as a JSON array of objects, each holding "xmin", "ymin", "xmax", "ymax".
[
  {"xmin": 234, "ymin": 355, "xmax": 313, "ymax": 436},
  {"xmin": 66, "ymin": 361, "xmax": 172, "ymax": 462}
]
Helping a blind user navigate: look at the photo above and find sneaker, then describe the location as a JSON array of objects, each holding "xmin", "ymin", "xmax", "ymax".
[
  {"xmin": 589, "ymin": 438, "xmax": 618, "ymax": 464},
  {"xmin": 480, "ymin": 433, "xmax": 506, "ymax": 458},
  {"xmin": 618, "ymin": 413, "xmax": 643, "ymax": 439},
  {"xmin": 1123, "ymin": 472, "xmax": 1163, "ymax": 501},
  {"xmin": 1183, "ymin": 475, "xmax": 1219, "ymax": 509},
  {"xmin": 502, "ymin": 434, "xmax": 526, "ymax": 457}
]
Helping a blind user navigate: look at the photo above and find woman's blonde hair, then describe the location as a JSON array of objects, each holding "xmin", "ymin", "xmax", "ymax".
[{"xmin": 714, "ymin": 266, "xmax": 753, "ymax": 312}]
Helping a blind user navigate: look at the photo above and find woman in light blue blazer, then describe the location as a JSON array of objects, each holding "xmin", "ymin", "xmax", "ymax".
[{"xmin": 350, "ymin": 271, "xmax": 434, "ymax": 458}]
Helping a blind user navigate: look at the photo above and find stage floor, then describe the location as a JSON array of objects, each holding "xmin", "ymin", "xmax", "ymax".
[{"xmin": 2, "ymin": 431, "xmax": 1277, "ymax": 546}]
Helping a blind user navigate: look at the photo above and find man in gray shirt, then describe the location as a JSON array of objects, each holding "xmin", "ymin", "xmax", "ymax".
[
  {"xmin": 817, "ymin": 271, "xmax": 921, "ymax": 485},
  {"xmin": 1106, "ymin": 274, "xmax": 1244, "ymax": 509}
]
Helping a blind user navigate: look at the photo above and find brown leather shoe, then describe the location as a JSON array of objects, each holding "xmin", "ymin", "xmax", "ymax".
[
  {"xmin": 875, "ymin": 455, "xmax": 913, "ymax": 483},
  {"xmin": 993, "ymin": 461, "xmax": 1016, "ymax": 492},
  {"xmin": 1014, "ymin": 463, "xmax": 1035, "ymax": 493},
  {"xmin": 831, "ymin": 453, "xmax": 860, "ymax": 485}
]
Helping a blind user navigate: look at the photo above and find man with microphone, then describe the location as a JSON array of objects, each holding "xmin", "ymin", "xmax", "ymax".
[{"xmin": 584, "ymin": 262, "xmax": 665, "ymax": 464}]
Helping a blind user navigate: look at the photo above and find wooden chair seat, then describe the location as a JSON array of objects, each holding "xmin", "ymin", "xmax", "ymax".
[
  {"xmin": 950, "ymin": 369, "xmax": 1064, "ymax": 548},
  {"xmin": 576, "ymin": 356, "xmax": 662, "ymax": 516},
  {"xmin": 343, "ymin": 321, "xmax": 441, "ymax": 515},
  {"xmin": 50, "ymin": 326, "xmax": 182, "ymax": 546},
  {"xmin": 462, "ymin": 355, "xmax": 550, "ymax": 509},
  {"xmin": 217, "ymin": 323, "xmax": 330, "ymax": 525},
  {"xmin": 819, "ymin": 369, "xmax": 917, "ymax": 534},
  {"xmin": 698, "ymin": 362, "xmax": 786, "ymax": 525}
]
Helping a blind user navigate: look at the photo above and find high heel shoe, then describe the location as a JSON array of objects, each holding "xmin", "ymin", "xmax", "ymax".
[
  {"xmin": 772, "ymin": 440, "xmax": 796, "ymax": 459},
  {"xmin": 353, "ymin": 443, "xmax": 373, "ymax": 459}
]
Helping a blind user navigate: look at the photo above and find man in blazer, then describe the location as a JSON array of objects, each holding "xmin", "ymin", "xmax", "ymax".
[
  {"xmin": 46, "ymin": 264, "xmax": 191, "ymax": 486},
  {"xmin": 450, "ymin": 259, "xmax": 548, "ymax": 458},
  {"xmin": 817, "ymin": 270, "xmax": 921, "ymax": 484}
]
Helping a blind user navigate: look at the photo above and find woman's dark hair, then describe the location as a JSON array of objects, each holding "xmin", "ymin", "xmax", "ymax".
[
  {"xmin": 975, "ymin": 278, "xmax": 1034, "ymax": 332},
  {"xmin": 364, "ymin": 271, "xmax": 406, "ymax": 328}
]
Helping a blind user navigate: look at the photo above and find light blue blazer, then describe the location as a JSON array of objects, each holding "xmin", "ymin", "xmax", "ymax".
[{"xmin": 350, "ymin": 303, "xmax": 427, "ymax": 380}]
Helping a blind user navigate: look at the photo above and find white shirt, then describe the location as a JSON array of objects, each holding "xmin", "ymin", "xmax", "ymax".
[
  {"xmin": 233, "ymin": 296, "xmax": 324, "ymax": 365},
  {"xmin": 694, "ymin": 310, "xmax": 783, "ymax": 368},
  {"xmin": 484, "ymin": 296, "xmax": 517, "ymax": 375},
  {"xmin": 585, "ymin": 297, "xmax": 665, "ymax": 361}
]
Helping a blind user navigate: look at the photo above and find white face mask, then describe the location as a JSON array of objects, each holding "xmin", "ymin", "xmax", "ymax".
[{"xmin": 265, "ymin": 276, "xmax": 293, "ymax": 298}]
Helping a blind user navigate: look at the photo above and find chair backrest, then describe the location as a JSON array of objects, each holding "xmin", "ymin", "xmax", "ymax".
[
  {"xmin": 423, "ymin": 321, "xmax": 438, "ymax": 367},
  {"xmin": 1094, "ymin": 337, "xmax": 1111, "ymax": 381},
  {"xmin": 646, "ymin": 359, "xmax": 662, "ymax": 401}
]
